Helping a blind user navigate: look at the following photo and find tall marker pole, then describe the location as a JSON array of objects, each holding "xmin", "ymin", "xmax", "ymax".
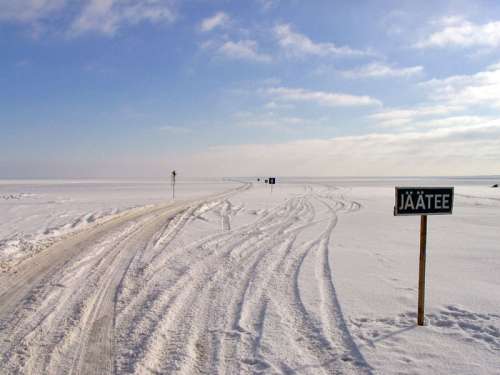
[
  {"xmin": 418, "ymin": 215, "xmax": 427, "ymax": 326},
  {"xmin": 171, "ymin": 170, "xmax": 176, "ymax": 200}
]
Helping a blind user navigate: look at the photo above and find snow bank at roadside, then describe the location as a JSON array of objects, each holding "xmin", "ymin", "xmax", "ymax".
[
  {"xmin": 0, "ymin": 180, "xmax": 238, "ymax": 271},
  {"xmin": 0, "ymin": 207, "xmax": 132, "ymax": 271}
]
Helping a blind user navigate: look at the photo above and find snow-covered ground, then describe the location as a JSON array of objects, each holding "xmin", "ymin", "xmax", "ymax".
[
  {"xmin": 327, "ymin": 184, "xmax": 500, "ymax": 374},
  {"xmin": 0, "ymin": 179, "xmax": 239, "ymax": 270},
  {"xmin": 0, "ymin": 178, "xmax": 498, "ymax": 374}
]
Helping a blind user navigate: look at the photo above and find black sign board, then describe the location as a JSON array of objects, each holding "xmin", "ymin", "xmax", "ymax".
[
  {"xmin": 265, "ymin": 179, "xmax": 268, "ymax": 184},
  {"xmin": 269, "ymin": 177, "xmax": 276, "ymax": 185},
  {"xmin": 394, "ymin": 187, "xmax": 454, "ymax": 216}
]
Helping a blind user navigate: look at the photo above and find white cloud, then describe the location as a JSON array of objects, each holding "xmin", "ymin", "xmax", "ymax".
[
  {"xmin": 341, "ymin": 62, "xmax": 423, "ymax": 78},
  {"xmin": 200, "ymin": 11, "xmax": 229, "ymax": 32},
  {"xmin": 435, "ymin": 15, "xmax": 466, "ymax": 27},
  {"xmin": 370, "ymin": 105, "xmax": 462, "ymax": 127},
  {"xmin": 159, "ymin": 125, "xmax": 192, "ymax": 134},
  {"xmin": 257, "ymin": 0, "xmax": 279, "ymax": 11},
  {"xmin": 274, "ymin": 23, "xmax": 371, "ymax": 57},
  {"xmin": 233, "ymin": 111, "xmax": 310, "ymax": 130},
  {"xmin": 0, "ymin": 0, "xmax": 176, "ymax": 36},
  {"xmin": 0, "ymin": 0, "xmax": 65, "ymax": 23},
  {"xmin": 369, "ymin": 64, "xmax": 500, "ymax": 137},
  {"xmin": 237, "ymin": 117, "xmax": 305, "ymax": 130},
  {"xmin": 70, "ymin": 0, "xmax": 176, "ymax": 36},
  {"xmin": 174, "ymin": 123, "xmax": 500, "ymax": 176},
  {"xmin": 217, "ymin": 40, "xmax": 272, "ymax": 63},
  {"xmin": 421, "ymin": 62, "xmax": 500, "ymax": 108},
  {"xmin": 415, "ymin": 115, "xmax": 492, "ymax": 128},
  {"xmin": 369, "ymin": 64, "xmax": 500, "ymax": 130},
  {"xmin": 264, "ymin": 101, "xmax": 292, "ymax": 110},
  {"xmin": 268, "ymin": 87, "xmax": 382, "ymax": 107},
  {"xmin": 416, "ymin": 17, "xmax": 500, "ymax": 49}
]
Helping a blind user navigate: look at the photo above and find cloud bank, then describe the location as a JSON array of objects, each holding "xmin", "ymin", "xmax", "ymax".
[{"xmin": 173, "ymin": 123, "xmax": 500, "ymax": 176}]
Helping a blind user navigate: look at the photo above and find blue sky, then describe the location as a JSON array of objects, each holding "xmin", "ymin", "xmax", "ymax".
[{"xmin": 2, "ymin": 0, "xmax": 500, "ymax": 178}]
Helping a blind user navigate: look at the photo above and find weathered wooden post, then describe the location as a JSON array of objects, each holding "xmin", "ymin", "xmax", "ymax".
[{"xmin": 418, "ymin": 215, "xmax": 427, "ymax": 326}]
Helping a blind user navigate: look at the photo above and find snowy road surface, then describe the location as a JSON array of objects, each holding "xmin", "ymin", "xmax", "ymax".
[{"xmin": 0, "ymin": 180, "xmax": 498, "ymax": 374}]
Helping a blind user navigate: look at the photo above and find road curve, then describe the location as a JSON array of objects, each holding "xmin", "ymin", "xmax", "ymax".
[
  {"xmin": 0, "ymin": 183, "xmax": 372, "ymax": 375},
  {"xmin": 0, "ymin": 182, "xmax": 250, "ymax": 374}
]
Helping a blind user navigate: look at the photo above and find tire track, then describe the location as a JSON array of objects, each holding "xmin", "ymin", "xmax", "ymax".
[
  {"xmin": 115, "ymin": 195, "xmax": 311, "ymax": 374},
  {"xmin": 313, "ymin": 193, "xmax": 372, "ymax": 374},
  {"xmin": 0, "ymin": 183, "xmax": 250, "ymax": 374},
  {"xmin": 70, "ymin": 184, "xmax": 252, "ymax": 375},
  {"xmin": 0, "ymin": 215, "xmax": 155, "ymax": 374},
  {"xmin": 117, "ymin": 186, "xmax": 367, "ymax": 374},
  {"xmin": 0, "ymin": 182, "xmax": 372, "ymax": 374}
]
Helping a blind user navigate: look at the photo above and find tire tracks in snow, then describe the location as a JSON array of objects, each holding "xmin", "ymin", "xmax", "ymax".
[
  {"xmin": 0, "ymin": 182, "xmax": 371, "ymax": 374},
  {"xmin": 113, "ymin": 185, "xmax": 371, "ymax": 374},
  {"xmin": 115, "ymin": 196, "xmax": 313, "ymax": 374},
  {"xmin": 0, "ymin": 183, "xmax": 250, "ymax": 374}
]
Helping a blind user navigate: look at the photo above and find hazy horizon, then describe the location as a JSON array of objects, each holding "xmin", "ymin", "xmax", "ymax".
[{"xmin": 1, "ymin": 175, "xmax": 498, "ymax": 183}]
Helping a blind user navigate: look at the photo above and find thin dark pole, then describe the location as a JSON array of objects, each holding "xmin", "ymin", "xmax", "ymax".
[
  {"xmin": 418, "ymin": 215, "xmax": 427, "ymax": 326},
  {"xmin": 171, "ymin": 171, "xmax": 176, "ymax": 200}
]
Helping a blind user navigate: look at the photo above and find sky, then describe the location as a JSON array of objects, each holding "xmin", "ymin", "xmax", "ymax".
[{"xmin": 1, "ymin": 0, "xmax": 500, "ymax": 178}]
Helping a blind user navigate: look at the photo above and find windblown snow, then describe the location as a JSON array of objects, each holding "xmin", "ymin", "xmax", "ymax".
[{"xmin": 0, "ymin": 178, "xmax": 498, "ymax": 374}]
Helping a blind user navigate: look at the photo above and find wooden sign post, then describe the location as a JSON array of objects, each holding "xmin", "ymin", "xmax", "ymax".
[
  {"xmin": 394, "ymin": 187, "xmax": 454, "ymax": 326},
  {"xmin": 418, "ymin": 215, "xmax": 427, "ymax": 326}
]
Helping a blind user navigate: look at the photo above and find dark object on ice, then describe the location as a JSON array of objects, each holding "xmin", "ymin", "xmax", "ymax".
[
  {"xmin": 257, "ymin": 178, "xmax": 260, "ymax": 182},
  {"xmin": 171, "ymin": 170, "xmax": 177, "ymax": 199},
  {"xmin": 492, "ymin": 184, "xmax": 499, "ymax": 188}
]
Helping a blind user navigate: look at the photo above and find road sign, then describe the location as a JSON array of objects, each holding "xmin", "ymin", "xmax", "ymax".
[
  {"xmin": 394, "ymin": 187, "xmax": 454, "ymax": 216},
  {"xmin": 269, "ymin": 177, "xmax": 276, "ymax": 185},
  {"xmin": 394, "ymin": 186, "xmax": 454, "ymax": 326}
]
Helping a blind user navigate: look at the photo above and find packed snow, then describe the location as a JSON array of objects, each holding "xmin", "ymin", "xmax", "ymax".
[
  {"xmin": 0, "ymin": 178, "xmax": 498, "ymax": 374},
  {"xmin": 0, "ymin": 179, "xmax": 238, "ymax": 270}
]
